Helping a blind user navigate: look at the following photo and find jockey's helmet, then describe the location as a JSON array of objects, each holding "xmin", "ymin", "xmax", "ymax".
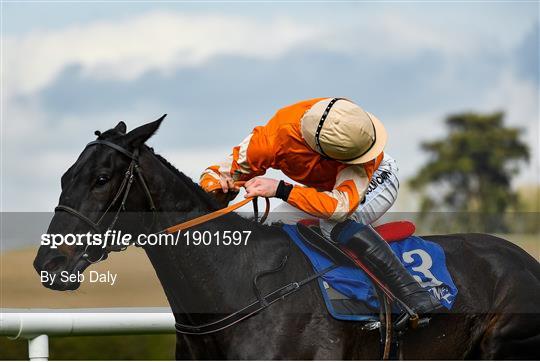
[{"xmin": 300, "ymin": 98, "xmax": 387, "ymax": 164}]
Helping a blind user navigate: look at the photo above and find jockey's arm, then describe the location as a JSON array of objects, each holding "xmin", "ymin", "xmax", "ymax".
[
  {"xmin": 283, "ymin": 166, "xmax": 370, "ymax": 222},
  {"xmin": 199, "ymin": 127, "xmax": 272, "ymax": 194}
]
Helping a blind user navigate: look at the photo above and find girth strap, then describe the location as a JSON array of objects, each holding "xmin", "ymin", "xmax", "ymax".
[{"xmin": 174, "ymin": 264, "xmax": 337, "ymax": 335}]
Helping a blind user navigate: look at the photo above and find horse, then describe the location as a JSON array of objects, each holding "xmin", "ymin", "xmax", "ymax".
[{"xmin": 33, "ymin": 118, "xmax": 540, "ymax": 359}]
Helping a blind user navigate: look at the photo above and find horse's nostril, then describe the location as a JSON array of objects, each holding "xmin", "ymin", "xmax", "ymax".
[{"xmin": 43, "ymin": 255, "xmax": 68, "ymax": 273}]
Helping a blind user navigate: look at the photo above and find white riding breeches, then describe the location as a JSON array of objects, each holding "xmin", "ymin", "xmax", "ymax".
[{"xmin": 265, "ymin": 153, "xmax": 400, "ymax": 238}]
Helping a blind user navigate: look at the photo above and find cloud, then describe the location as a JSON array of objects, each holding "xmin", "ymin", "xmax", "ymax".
[
  {"xmin": 3, "ymin": 11, "xmax": 319, "ymax": 97},
  {"xmin": 514, "ymin": 22, "xmax": 539, "ymax": 85},
  {"xmin": 5, "ymin": 7, "xmax": 528, "ymax": 101},
  {"xmin": 2, "ymin": 7, "xmax": 538, "ymax": 213}
]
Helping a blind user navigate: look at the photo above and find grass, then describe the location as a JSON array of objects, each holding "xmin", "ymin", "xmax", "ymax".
[
  {"xmin": 1, "ymin": 232, "xmax": 537, "ymax": 359},
  {"xmin": 0, "ymin": 335, "xmax": 176, "ymax": 360}
]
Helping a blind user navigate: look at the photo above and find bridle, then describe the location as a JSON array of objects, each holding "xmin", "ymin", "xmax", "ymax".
[
  {"xmin": 55, "ymin": 139, "xmax": 156, "ymax": 263},
  {"xmin": 52, "ymin": 137, "xmax": 418, "ymax": 349},
  {"xmin": 51, "ymin": 137, "xmax": 331, "ymax": 335},
  {"xmin": 52, "ymin": 137, "xmax": 314, "ymax": 335},
  {"xmin": 53, "ymin": 138, "xmax": 268, "ymax": 263}
]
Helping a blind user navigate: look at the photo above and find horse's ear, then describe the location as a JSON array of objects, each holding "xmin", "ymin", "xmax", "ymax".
[
  {"xmin": 114, "ymin": 121, "xmax": 127, "ymax": 134},
  {"xmin": 124, "ymin": 114, "xmax": 166, "ymax": 148}
]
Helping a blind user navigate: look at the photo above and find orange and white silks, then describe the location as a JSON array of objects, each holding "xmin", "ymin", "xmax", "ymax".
[{"xmin": 200, "ymin": 98, "xmax": 384, "ymax": 222}]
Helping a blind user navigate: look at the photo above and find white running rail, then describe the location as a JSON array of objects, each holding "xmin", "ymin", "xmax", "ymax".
[{"xmin": 0, "ymin": 308, "xmax": 175, "ymax": 361}]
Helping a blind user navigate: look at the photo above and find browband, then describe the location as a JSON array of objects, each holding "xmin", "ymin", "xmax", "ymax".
[{"xmin": 86, "ymin": 140, "xmax": 138, "ymax": 160}]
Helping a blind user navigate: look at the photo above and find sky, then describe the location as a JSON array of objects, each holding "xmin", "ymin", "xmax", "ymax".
[{"xmin": 1, "ymin": 1, "xmax": 539, "ymax": 212}]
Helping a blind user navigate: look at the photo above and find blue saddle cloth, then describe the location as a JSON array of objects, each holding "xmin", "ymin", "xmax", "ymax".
[{"xmin": 283, "ymin": 224, "xmax": 458, "ymax": 321}]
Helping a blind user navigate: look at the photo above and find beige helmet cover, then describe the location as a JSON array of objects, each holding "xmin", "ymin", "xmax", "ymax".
[{"xmin": 300, "ymin": 98, "xmax": 387, "ymax": 164}]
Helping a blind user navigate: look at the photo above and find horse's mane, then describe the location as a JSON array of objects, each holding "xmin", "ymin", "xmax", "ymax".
[{"xmin": 145, "ymin": 146, "xmax": 219, "ymax": 210}]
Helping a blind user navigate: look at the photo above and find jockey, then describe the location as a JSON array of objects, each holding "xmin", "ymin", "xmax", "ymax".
[{"xmin": 200, "ymin": 97, "xmax": 442, "ymax": 316}]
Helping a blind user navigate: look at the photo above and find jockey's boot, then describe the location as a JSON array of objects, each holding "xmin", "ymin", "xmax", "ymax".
[{"xmin": 331, "ymin": 220, "xmax": 443, "ymax": 316}]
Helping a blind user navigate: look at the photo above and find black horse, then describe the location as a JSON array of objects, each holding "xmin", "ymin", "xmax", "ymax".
[{"xmin": 34, "ymin": 118, "xmax": 540, "ymax": 359}]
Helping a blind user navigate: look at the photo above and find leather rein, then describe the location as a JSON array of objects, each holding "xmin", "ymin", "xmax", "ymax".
[
  {"xmin": 53, "ymin": 140, "xmax": 335, "ymax": 336},
  {"xmin": 53, "ymin": 139, "xmax": 414, "ymax": 359},
  {"xmin": 55, "ymin": 140, "xmax": 270, "ymax": 262}
]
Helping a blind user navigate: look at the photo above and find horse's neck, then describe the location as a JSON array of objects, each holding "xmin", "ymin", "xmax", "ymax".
[
  {"xmin": 138, "ymin": 151, "xmax": 290, "ymax": 322},
  {"xmin": 139, "ymin": 151, "xmax": 215, "ymax": 215}
]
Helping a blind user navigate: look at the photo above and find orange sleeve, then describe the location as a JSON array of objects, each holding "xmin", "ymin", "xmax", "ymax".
[
  {"xmin": 200, "ymin": 165, "xmax": 223, "ymax": 192},
  {"xmin": 241, "ymin": 99, "xmax": 325, "ymax": 177},
  {"xmin": 287, "ymin": 186, "xmax": 339, "ymax": 219},
  {"xmin": 199, "ymin": 129, "xmax": 273, "ymax": 192},
  {"xmin": 233, "ymin": 126, "xmax": 274, "ymax": 181},
  {"xmin": 200, "ymin": 98, "xmax": 327, "ymax": 193},
  {"xmin": 287, "ymin": 166, "xmax": 370, "ymax": 222}
]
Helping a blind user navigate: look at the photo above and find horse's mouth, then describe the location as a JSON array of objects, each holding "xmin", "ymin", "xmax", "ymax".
[{"xmin": 40, "ymin": 255, "xmax": 91, "ymax": 291}]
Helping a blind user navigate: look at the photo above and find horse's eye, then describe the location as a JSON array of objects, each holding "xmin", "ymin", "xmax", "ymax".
[{"xmin": 96, "ymin": 175, "xmax": 110, "ymax": 186}]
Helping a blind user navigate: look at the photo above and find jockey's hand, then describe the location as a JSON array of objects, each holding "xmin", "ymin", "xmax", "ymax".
[
  {"xmin": 244, "ymin": 177, "xmax": 279, "ymax": 198},
  {"xmin": 207, "ymin": 174, "xmax": 237, "ymax": 208},
  {"xmin": 203, "ymin": 174, "xmax": 240, "ymax": 208},
  {"xmin": 219, "ymin": 174, "xmax": 240, "ymax": 194},
  {"xmin": 210, "ymin": 189, "xmax": 238, "ymax": 208}
]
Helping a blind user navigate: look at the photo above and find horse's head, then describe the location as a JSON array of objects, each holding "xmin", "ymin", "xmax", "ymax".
[{"xmin": 33, "ymin": 116, "xmax": 164, "ymax": 290}]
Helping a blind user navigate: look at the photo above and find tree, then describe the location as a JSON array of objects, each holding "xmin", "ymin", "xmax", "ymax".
[{"xmin": 409, "ymin": 111, "xmax": 529, "ymax": 232}]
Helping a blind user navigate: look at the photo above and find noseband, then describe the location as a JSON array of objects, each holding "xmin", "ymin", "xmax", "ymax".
[{"xmin": 55, "ymin": 140, "xmax": 156, "ymax": 263}]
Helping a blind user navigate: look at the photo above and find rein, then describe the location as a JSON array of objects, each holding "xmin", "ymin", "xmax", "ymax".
[
  {"xmin": 53, "ymin": 139, "xmax": 331, "ymax": 337},
  {"xmin": 54, "ymin": 140, "xmax": 270, "ymax": 259},
  {"xmin": 163, "ymin": 195, "xmax": 270, "ymax": 234}
]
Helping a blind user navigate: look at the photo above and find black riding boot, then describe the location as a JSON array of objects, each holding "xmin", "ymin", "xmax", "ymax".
[{"xmin": 331, "ymin": 220, "xmax": 443, "ymax": 315}]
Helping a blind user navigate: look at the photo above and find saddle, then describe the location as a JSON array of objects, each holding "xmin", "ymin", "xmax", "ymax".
[
  {"xmin": 295, "ymin": 220, "xmax": 416, "ymax": 272},
  {"xmin": 294, "ymin": 220, "xmax": 421, "ymax": 360},
  {"xmin": 297, "ymin": 219, "xmax": 416, "ymax": 243}
]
